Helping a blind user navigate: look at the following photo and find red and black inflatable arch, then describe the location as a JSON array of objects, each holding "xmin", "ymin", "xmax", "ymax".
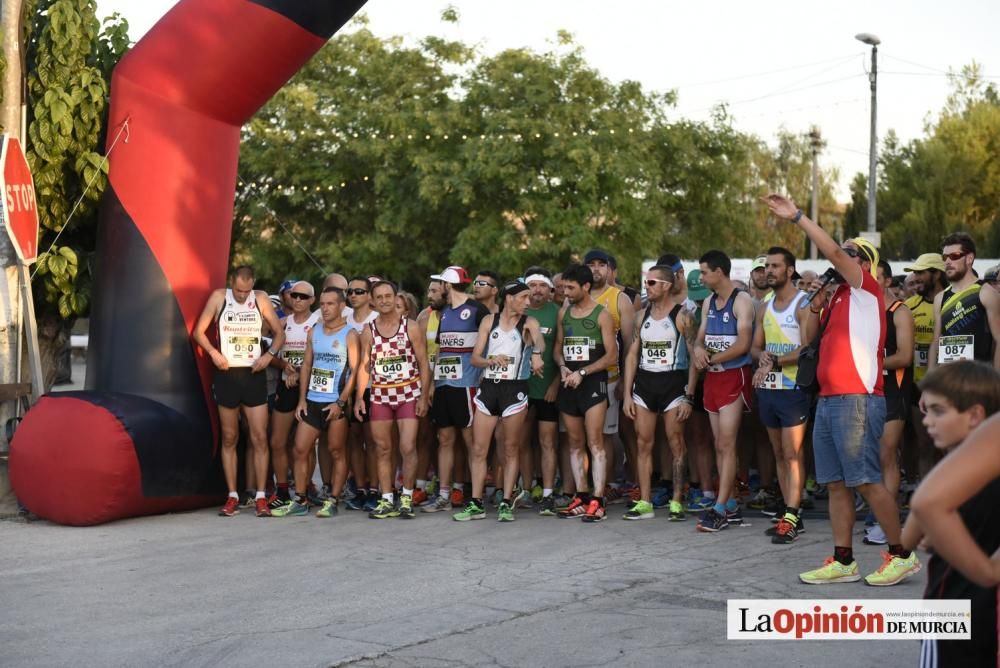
[{"xmin": 9, "ymin": 0, "xmax": 367, "ymax": 525}]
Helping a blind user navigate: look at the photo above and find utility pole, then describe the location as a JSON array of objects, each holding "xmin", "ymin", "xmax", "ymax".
[{"xmin": 808, "ymin": 126, "xmax": 824, "ymax": 260}]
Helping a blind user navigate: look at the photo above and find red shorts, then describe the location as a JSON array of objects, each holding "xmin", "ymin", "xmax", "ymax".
[
  {"xmin": 703, "ymin": 366, "xmax": 752, "ymax": 413},
  {"xmin": 369, "ymin": 399, "xmax": 419, "ymax": 422}
]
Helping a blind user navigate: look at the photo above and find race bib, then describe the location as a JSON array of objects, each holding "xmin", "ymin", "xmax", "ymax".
[
  {"xmin": 222, "ymin": 335, "xmax": 260, "ymax": 367},
  {"xmin": 704, "ymin": 334, "xmax": 735, "ymax": 373},
  {"xmin": 915, "ymin": 344, "xmax": 930, "ymax": 369},
  {"xmin": 758, "ymin": 370, "xmax": 782, "ymax": 390},
  {"xmin": 938, "ymin": 335, "xmax": 974, "ymax": 364},
  {"xmin": 484, "ymin": 360, "xmax": 515, "ymax": 381},
  {"xmin": 641, "ymin": 340, "xmax": 674, "ymax": 368},
  {"xmin": 434, "ymin": 355, "xmax": 463, "ymax": 380},
  {"xmin": 563, "ymin": 336, "xmax": 590, "ymax": 362},
  {"xmin": 374, "ymin": 354, "xmax": 413, "ymax": 382},
  {"xmin": 309, "ymin": 367, "xmax": 334, "ymax": 394}
]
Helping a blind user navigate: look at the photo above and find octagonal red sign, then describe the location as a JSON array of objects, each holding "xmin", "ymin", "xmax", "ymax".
[{"xmin": 1, "ymin": 136, "xmax": 40, "ymax": 264}]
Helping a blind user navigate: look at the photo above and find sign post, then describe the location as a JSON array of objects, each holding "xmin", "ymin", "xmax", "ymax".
[{"xmin": 1, "ymin": 135, "xmax": 44, "ymax": 403}]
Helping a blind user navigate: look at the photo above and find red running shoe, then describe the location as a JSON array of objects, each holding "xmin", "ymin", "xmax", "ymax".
[
  {"xmin": 450, "ymin": 487, "xmax": 465, "ymax": 508},
  {"xmin": 255, "ymin": 498, "xmax": 271, "ymax": 517},
  {"xmin": 557, "ymin": 496, "xmax": 588, "ymax": 519},
  {"xmin": 412, "ymin": 488, "xmax": 428, "ymax": 506},
  {"xmin": 219, "ymin": 497, "xmax": 240, "ymax": 517},
  {"xmin": 581, "ymin": 499, "xmax": 606, "ymax": 523}
]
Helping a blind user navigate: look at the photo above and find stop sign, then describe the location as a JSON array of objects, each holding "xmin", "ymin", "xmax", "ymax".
[{"xmin": 1, "ymin": 135, "xmax": 40, "ymax": 264}]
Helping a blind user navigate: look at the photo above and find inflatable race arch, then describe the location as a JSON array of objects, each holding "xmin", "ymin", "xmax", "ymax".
[{"xmin": 9, "ymin": 0, "xmax": 368, "ymax": 525}]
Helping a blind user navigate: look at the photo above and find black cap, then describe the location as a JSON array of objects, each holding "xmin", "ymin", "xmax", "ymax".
[{"xmin": 584, "ymin": 249, "xmax": 612, "ymax": 266}]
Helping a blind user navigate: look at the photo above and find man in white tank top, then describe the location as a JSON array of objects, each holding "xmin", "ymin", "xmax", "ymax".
[{"xmin": 193, "ymin": 265, "xmax": 284, "ymax": 518}]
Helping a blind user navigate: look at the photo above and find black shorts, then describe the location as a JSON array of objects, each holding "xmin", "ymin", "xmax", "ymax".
[
  {"xmin": 430, "ymin": 385, "xmax": 476, "ymax": 429},
  {"xmin": 273, "ymin": 380, "xmax": 299, "ymax": 413},
  {"xmin": 884, "ymin": 381, "xmax": 909, "ymax": 422},
  {"xmin": 348, "ymin": 388, "xmax": 371, "ymax": 425},
  {"xmin": 557, "ymin": 372, "xmax": 608, "ymax": 418},
  {"xmin": 692, "ymin": 376, "xmax": 706, "ymax": 413},
  {"xmin": 301, "ymin": 399, "xmax": 347, "ymax": 431},
  {"xmin": 632, "ymin": 369, "xmax": 687, "ymax": 413},
  {"xmin": 528, "ymin": 397, "xmax": 559, "ymax": 423},
  {"xmin": 213, "ymin": 368, "xmax": 268, "ymax": 409},
  {"xmin": 474, "ymin": 381, "xmax": 529, "ymax": 418}
]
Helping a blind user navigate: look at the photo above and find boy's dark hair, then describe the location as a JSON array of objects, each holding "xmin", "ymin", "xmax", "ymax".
[
  {"xmin": 766, "ymin": 246, "xmax": 796, "ymax": 270},
  {"xmin": 698, "ymin": 250, "xmax": 731, "ymax": 277},
  {"xmin": 941, "ymin": 232, "xmax": 976, "ymax": 257},
  {"xmin": 321, "ymin": 286, "xmax": 345, "ymax": 302},
  {"xmin": 920, "ymin": 360, "xmax": 1000, "ymax": 416},
  {"xmin": 475, "ymin": 270, "xmax": 501, "ymax": 286},
  {"xmin": 561, "ymin": 263, "xmax": 594, "ymax": 290}
]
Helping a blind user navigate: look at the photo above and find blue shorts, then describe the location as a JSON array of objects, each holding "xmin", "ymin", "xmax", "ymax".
[
  {"xmin": 756, "ymin": 388, "xmax": 811, "ymax": 429},
  {"xmin": 812, "ymin": 394, "xmax": 885, "ymax": 487}
]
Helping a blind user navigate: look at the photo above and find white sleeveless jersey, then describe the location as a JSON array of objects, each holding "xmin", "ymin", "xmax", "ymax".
[
  {"xmin": 483, "ymin": 318, "xmax": 528, "ymax": 381},
  {"xmin": 348, "ymin": 309, "xmax": 377, "ymax": 333},
  {"xmin": 218, "ymin": 289, "xmax": 263, "ymax": 367},
  {"xmin": 639, "ymin": 308, "xmax": 682, "ymax": 372},
  {"xmin": 280, "ymin": 311, "xmax": 320, "ymax": 379}
]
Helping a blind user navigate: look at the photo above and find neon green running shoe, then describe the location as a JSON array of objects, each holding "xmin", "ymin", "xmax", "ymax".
[
  {"xmin": 398, "ymin": 494, "xmax": 415, "ymax": 519},
  {"xmin": 315, "ymin": 498, "xmax": 338, "ymax": 518},
  {"xmin": 497, "ymin": 501, "xmax": 515, "ymax": 522},
  {"xmin": 668, "ymin": 500, "xmax": 687, "ymax": 521},
  {"xmin": 453, "ymin": 500, "xmax": 485, "ymax": 522},
  {"xmin": 623, "ymin": 499, "xmax": 654, "ymax": 520},
  {"xmin": 368, "ymin": 499, "xmax": 399, "ymax": 519},
  {"xmin": 864, "ymin": 551, "xmax": 921, "ymax": 586},
  {"xmin": 271, "ymin": 499, "xmax": 309, "ymax": 517},
  {"xmin": 799, "ymin": 557, "xmax": 861, "ymax": 584}
]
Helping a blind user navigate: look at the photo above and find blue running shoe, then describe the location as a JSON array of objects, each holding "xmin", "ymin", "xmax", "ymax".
[
  {"xmin": 696, "ymin": 508, "xmax": 729, "ymax": 533},
  {"xmin": 863, "ymin": 510, "xmax": 876, "ymax": 527},
  {"xmin": 345, "ymin": 490, "xmax": 366, "ymax": 511},
  {"xmin": 651, "ymin": 486, "xmax": 672, "ymax": 509},
  {"xmin": 686, "ymin": 494, "xmax": 714, "ymax": 512}
]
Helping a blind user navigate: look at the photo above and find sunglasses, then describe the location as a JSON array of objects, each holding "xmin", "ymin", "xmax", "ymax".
[
  {"xmin": 645, "ymin": 278, "xmax": 671, "ymax": 286},
  {"xmin": 290, "ymin": 292, "xmax": 312, "ymax": 300},
  {"xmin": 841, "ymin": 247, "xmax": 860, "ymax": 258},
  {"xmin": 942, "ymin": 251, "xmax": 967, "ymax": 262},
  {"xmin": 346, "ymin": 288, "xmax": 368, "ymax": 296},
  {"xmin": 473, "ymin": 280, "xmax": 496, "ymax": 288}
]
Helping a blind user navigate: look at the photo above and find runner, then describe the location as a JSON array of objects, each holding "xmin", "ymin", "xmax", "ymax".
[
  {"xmin": 622, "ymin": 264, "xmax": 697, "ymax": 521},
  {"xmin": 750, "ymin": 247, "xmax": 813, "ymax": 543},
  {"xmin": 692, "ymin": 250, "xmax": 755, "ymax": 532},
  {"xmin": 423, "ymin": 266, "xmax": 490, "ymax": 512},
  {"xmin": 522, "ymin": 268, "xmax": 562, "ymax": 516},
  {"xmin": 473, "ymin": 270, "xmax": 501, "ymax": 314},
  {"xmin": 267, "ymin": 280, "xmax": 319, "ymax": 507},
  {"xmin": 354, "ymin": 281, "xmax": 431, "ymax": 519},
  {"xmin": 553, "ymin": 264, "xmax": 619, "ymax": 523},
  {"xmin": 271, "ymin": 287, "xmax": 358, "ymax": 517},
  {"xmin": 192, "ymin": 265, "xmax": 284, "ymax": 517},
  {"xmin": 454, "ymin": 281, "xmax": 545, "ymax": 521},
  {"xmin": 929, "ymin": 232, "xmax": 1000, "ymax": 370},
  {"xmin": 344, "ymin": 276, "xmax": 379, "ymax": 511}
]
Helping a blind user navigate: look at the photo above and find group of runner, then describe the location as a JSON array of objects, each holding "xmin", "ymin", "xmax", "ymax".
[{"xmin": 191, "ymin": 210, "xmax": 1000, "ymax": 578}]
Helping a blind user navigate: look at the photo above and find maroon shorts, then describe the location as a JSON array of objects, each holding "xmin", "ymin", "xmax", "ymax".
[
  {"xmin": 369, "ymin": 399, "xmax": 419, "ymax": 422},
  {"xmin": 703, "ymin": 366, "xmax": 752, "ymax": 413}
]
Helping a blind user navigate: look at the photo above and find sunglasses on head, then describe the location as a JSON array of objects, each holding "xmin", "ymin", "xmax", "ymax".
[
  {"xmin": 942, "ymin": 251, "xmax": 967, "ymax": 262},
  {"xmin": 290, "ymin": 291, "xmax": 312, "ymax": 300},
  {"xmin": 347, "ymin": 288, "xmax": 368, "ymax": 295},
  {"xmin": 473, "ymin": 280, "xmax": 496, "ymax": 288}
]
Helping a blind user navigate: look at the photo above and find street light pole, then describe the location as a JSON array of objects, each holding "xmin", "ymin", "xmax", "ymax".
[{"xmin": 856, "ymin": 33, "xmax": 880, "ymax": 234}]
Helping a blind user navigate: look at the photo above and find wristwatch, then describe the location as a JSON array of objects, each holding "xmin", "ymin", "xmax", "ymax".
[
  {"xmin": 335, "ymin": 399, "xmax": 347, "ymax": 409},
  {"xmin": 791, "ymin": 209, "xmax": 804, "ymax": 224},
  {"xmin": 578, "ymin": 368, "xmax": 588, "ymax": 377}
]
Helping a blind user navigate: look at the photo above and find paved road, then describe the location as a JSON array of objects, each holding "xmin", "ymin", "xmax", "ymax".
[{"xmin": 1, "ymin": 501, "xmax": 922, "ymax": 667}]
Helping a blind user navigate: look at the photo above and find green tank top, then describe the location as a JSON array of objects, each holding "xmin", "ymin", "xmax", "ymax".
[
  {"xmin": 526, "ymin": 302, "xmax": 559, "ymax": 399},
  {"xmin": 561, "ymin": 303, "xmax": 607, "ymax": 375}
]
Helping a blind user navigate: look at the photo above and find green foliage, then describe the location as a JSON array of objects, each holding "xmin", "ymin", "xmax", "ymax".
[
  {"xmin": 23, "ymin": 0, "xmax": 129, "ymax": 319},
  {"xmin": 236, "ymin": 26, "xmax": 840, "ymax": 290},
  {"xmin": 848, "ymin": 64, "xmax": 1000, "ymax": 258}
]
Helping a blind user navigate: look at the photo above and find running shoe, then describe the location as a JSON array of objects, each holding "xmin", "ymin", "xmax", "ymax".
[
  {"xmin": 863, "ymin": 524, "xmax": 888, "ymax": 546},
  {"xmin": 316, "ymin": 498, "xmax": 339, "ymax": 518},
  {"xmin": 453, "ymin": 500, "xmax": 486, "ymax": 522},
  {"xmin": 512, "ymin": 489, "xmax": 534, "ymax": 510},
  {"xmin": 623, "ymin": 499, "xmax": 654, "ymax": 520},
  {"xmin": 398, "ymin": 494, "xmax": 415, "ymax": 519},
  {"xmin": 531, "ymin": 484, "xmax": 544, "ymax": 503},
  {"xmin": 267, "ymin": 493, "xmax": 288, "ymax": 511},
  {"xmin": 345, "ymin": 490, "xmax": 366, "ymax": 511},
  {"xmin": 748, "ymin": 471, "xmax": 761, "ymax": 492},
  {"xmin": 761, "ymin": 498, "xmax": 785, "ymax": 518},
  {"xmin": 218, "ymin": 497, "xmax": 240, "ymax": 517},
  {"xmin": 864, "ymin": 551, "xmax": 921, "ymax": 587},
  {"xmin": 854, "ymin": 492, "xmax": 868, "ymax": 513},
  {"xmin": 581, "ymin": 499, "xmax": 606, "ymax": 523},
  {"xmin": 804, "ymin": 476, "xmax": 819, "ymax": 494},
  {"xmin": 271, "ymin": 499, "xmax": 309, "ymax": 517},
  {"xmin": 605, "ymin": 486, "xmax": 625, "ymax": 505},
  {"xmin": 497, "ymin": 501, "xmax": 515, "ymax": 522},
  {"xmin": 800, "ymin": 558, "xmax": 860, "ymax": 584},
  {"xmin": 765, "ymin": 515, "xmax": 805, "ymax": 536},
  {"xmin": 686, "ymin": 493, "xmax": 714, "ymax": 513},
  {"xmin": 863, "ymin": 510, "xmax": 876, "ymax": 527},
  {"xmin": 668, "ymin": 500, "xmax": 686, "ymax": 521},
  {"xmin": 538, "ymin": 496, "xmax": 557, "ymax": 517},
  {"xmin": 725, "ymin": 506, "xmax": 744, "ymax": 526},
  {"xmin": 307, "ymin": 484, "xmax": 328, "ymax": 507},
  {"xmin": 425, "ymin": 475, "xmax": 438, "ymax": 498},
  {"xmin": 627, "ymin": 486, "xmax": 642, "ymax": 504},
  {"xmin": 696, "ymin": 508, "xmax": 729, "ymax": 533},
  {"xmin": 557, "ymin": 496, "xmax": 589, "ymax": 519},
  {"xmin": 421, "ymin": 494, "xmax": 451, "ymax": 513},
  {"xmin": 255, "ymin": 498, "xmax": 271, "ymax": 517},
  {"xmin": 368, "ymin": 499, "xmax": 399, "ymax": 519},
  {"xmin": 450, "ymin": 487, "xmax": 466, "ymax": 508},
  {"xmin": 799, "ymin": 492, "xmax": 815, "ymax": 510},
  {"xmin": 411, "ymin": 489, "xmax": 428, "ymax": 507},
  {"xmin": 363, "ymin": 494, "xmax": 379, "ymax": 512},
  {"xmin": 748, "ymin": 488, "xmax": 774, "ymax": 510},
  {"xmin": 553, "ymin": 493, "xmax": 573, "ymax": 510},
  {"xmin": 770, "ymin": 513, "xmax": 801, "ymax": 544},
  {"xmin": 239, "ymin": 493, "xmax": 256, "ymax": 508},
  {"xmin": 651, "ymin": 486, "xmax": 672, "ymax": 509}
]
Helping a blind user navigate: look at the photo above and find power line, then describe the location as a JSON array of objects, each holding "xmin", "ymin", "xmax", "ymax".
[{"xmin": 672, "ymin": 53, "xmax": 861, "ymax": 89}]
